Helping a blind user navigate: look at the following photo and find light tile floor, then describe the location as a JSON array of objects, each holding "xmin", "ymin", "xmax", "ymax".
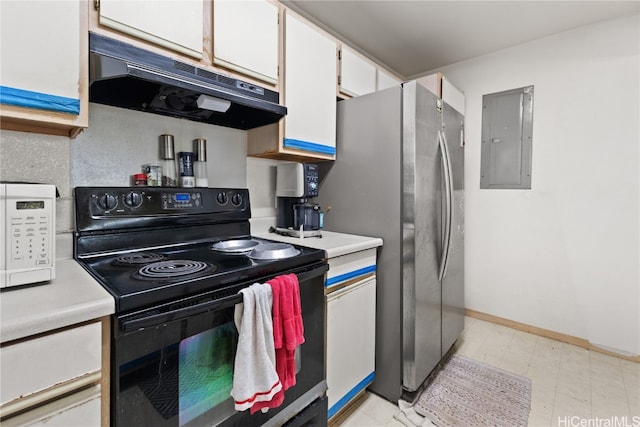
[{"xmin": 338, "ymin": 316, "xmax": 640, "ymax": 427}]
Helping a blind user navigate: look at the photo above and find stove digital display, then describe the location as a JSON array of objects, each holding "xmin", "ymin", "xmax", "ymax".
[{"xmin": 162, "ymin": 192, "xmax": 202, "ymax": 209}]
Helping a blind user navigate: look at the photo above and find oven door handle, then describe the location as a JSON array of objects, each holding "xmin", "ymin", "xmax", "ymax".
[
  {"xmin": 296, "ymin": 263, "xmax": 329, "ymax": 282},
  {"xmin": 121, "ymin": 294, "xmax": 243, "ymax": 333},
  {"xmin": 121, "ymin": 263, "xmax": 329, "ymax": 333}
]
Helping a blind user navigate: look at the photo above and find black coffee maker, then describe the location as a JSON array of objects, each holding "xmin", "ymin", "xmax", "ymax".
[{"xmin": 275, "ymin": 163, "xmax": 323, "ymax": 238}]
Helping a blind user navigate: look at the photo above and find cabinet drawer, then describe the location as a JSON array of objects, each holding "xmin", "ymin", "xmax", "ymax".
[
  {"xmin": 326, "ymin": 248, "xmax": 377, "ymax": 291},
  {"xmin": 1, "ymin": 385, "xmax": 101, "ymax": 427},
  {"xmin": 0, "ymin": 322, "xmax": 102, "ymax": 406}
]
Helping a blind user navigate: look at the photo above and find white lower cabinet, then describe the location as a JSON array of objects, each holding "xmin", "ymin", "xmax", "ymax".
[
  {"xmin": 325, "ymin": 248, "xmax": 377, "ymax": 420},
  {"xmin": 327, "ymin": 277, "xmax": 376, "ymax": 419},
  {"xmin": 0, "ymin": 321, "xmax": 104, "ymax": 426}
]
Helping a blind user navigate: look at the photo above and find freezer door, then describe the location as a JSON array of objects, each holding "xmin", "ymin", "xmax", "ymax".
[
  {"xmin": 402, "ymin": 81, "xmax": 443, "ymax": 392},
  {"xmin": 441, "ymin": 102, "xmax": 465, "ymax": 356}
]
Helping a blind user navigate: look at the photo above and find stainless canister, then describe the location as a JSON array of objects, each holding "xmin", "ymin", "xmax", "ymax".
[{"xmin": 159, "ymin": 134, "xmax": 177, "ymax": 187}]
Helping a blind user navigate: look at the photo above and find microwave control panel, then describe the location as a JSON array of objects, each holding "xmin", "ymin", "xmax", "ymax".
[{"xmin": 1, "ymin": 184, "xmax": 56, "ymax": 288}]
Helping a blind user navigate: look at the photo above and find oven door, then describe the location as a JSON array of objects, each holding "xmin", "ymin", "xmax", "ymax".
[{"xmin": 113, "ymin": 262, "xmax": 328, "ymax": 427}]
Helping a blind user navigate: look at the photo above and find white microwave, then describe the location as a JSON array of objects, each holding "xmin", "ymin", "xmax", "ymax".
[{"xmin": 1, "ymin": 184, "xmax": 56, "ymax": 288}]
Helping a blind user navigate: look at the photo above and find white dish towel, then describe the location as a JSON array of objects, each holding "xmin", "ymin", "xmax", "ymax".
[{"xmin": 231, "ymin": 283, "xmax": 282, "ymax": 412}]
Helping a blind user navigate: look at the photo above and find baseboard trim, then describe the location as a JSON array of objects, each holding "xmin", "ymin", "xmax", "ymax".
[
  {"xmin": 464, "ymin": 309, "xmax": 639, "ymax": 364},
  {"xmin": 328, "ymin": 390, "xmax": 368, "ymax": 427}
]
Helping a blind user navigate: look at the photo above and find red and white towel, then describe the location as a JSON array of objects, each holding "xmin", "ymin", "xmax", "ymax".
[
  {"xmin": 231, "ymin": 274, "xmax": 305, "ymax": 414},
  {"xmin": 231, "ymin": 283, "xmax": 282, "ymax": 412},
  {"xmin": 250, "ymin": 274, "xmax": 305, "ymax": 413}
]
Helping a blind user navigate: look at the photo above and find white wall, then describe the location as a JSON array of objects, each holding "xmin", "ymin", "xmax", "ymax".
[{"xmin": 436, "ymin": 14, "xmax": 639, "ymax": 356}]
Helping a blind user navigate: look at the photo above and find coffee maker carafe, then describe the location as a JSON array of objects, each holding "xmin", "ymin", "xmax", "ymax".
[{"xmin": 275, "ymin": 163, "xmax": 323, "ymax": 238}]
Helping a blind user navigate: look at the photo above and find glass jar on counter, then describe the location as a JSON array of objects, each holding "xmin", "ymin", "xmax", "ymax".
[{"xmin": 193, "ymin": 138, "xmax": 209, "ymax": 188}]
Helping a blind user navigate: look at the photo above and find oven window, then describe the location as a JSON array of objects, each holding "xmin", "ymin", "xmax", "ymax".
[
  {"xmin": 179, "ymin": 322, "xmax": 237, "ymax": 426},
  {"xmin": 117, "ymin": 308, "xmax": 240, "ymax": 427}
]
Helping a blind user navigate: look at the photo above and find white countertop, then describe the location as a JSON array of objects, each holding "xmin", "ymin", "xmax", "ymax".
[
  {"xmin": 1, "ymin": 258, "xmax": 114, "ymax": 343},
  {"xmin": 253, "ymin": 230, "xmax": 383, "ymax": 258}
]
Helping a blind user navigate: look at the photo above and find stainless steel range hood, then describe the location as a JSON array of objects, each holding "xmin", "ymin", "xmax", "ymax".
[{"xmin": 89, "ymin": 33, "xmax": 286, "ymax": 130}]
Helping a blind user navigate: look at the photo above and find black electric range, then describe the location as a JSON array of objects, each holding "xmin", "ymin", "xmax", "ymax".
[{"xmin": 73, "ymin": 187, "xmax": 329, "ymax": 427}]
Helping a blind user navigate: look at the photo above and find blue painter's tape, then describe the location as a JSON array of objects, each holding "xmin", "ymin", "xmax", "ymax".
[
  {"xmin": 328, "ymin": 371, "xmax": 375, "ymax": 419},
  {"xmin": 0, "ymin": 86, "xmax": 80, "ymax": 115},
  {"xmin": 283, "ymin": 138, "xmax": 336, "ymax": 156},
  {"xmin": 325, "ymin": 265, "xmax": 376, "ymax": 288}
]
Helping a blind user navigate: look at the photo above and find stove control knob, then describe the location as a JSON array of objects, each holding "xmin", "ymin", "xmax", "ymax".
[
  {"xmin": 231, "ymin": 193, "xmax": 243, "ymax": 206},
  {"xmin": 97, "ymin": 193, "xmax": 117, "ymax": 211},
  {"xmin": 216, "ymin": 192, "xmax": 228, "ymax": 205},
  {"xmin": 124, "ymin": 191, "xmax": 143, "ymax": 208}
]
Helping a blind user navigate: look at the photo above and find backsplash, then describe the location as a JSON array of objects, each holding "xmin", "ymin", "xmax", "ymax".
[
  {"xmin": 1, "ymin": 103, "xmax": 287, "ymax": 248},
  {"xmin": 0, "ymin": 129, "xmax": 75, "ymax": 233},
  {"xmin": 71, "ymin": 104, "xmax": 248, "ymax": 189}
]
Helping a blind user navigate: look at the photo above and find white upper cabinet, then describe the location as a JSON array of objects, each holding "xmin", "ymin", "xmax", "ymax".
[
  {"xmin": 282, "ymin": 10, "xmax": 337, "ymax": 157},
  {"xmin": 1, "ymin": 1, "xmax": 79, "ymax": 101},
  {"xmin": 442, "ymin": 75, "xmax": 465, "ymax": 114},
  {"xmin": 339, "ymin": 45, "xmax": 376, "ymax": 97},
  {"xmin": 416, "ymin": 72, "xmax": 465, "ymax": 114},
  {"xmin": 247, "ymin": 9, "xmax": 337, "ymax": 160},
  {"xmin": 99, "ymin": 0, "xmax": 204, "ymax": 58},
  {"xmin": 377, "ymin": 68, "xmax": 402, "ymax": 91},
  {"xmin": 0, "ymin": 0, "xmax": 87, "ymax": 136},
  {"xmin": 213, "ymin": 0, "xmax": 279, "ymax": 85}
]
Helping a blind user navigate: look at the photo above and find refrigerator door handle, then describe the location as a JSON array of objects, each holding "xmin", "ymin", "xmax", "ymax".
[{"xmin": 438, "ymin": 130, "xmax": 453, "ymax": 282}]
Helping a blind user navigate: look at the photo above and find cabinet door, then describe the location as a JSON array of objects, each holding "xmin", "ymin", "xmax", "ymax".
[
  {"xmin": 377, "ymin": 68, "xmax": 401, "ymax": 91},
  {"xmin": 1, "ymin": 1, "xmax": 79, "ymax": 105},
  {"xmin": 0, "ymin": 0, "xmax": 87, "ymax": 135},
  {"xmin": 339, "ymin": 46, "xmax": 376, "ymax": 97},
  {"xmin": 283, "ymin": 11, "xmax": 337, "ymax": 157},
  {"xmin": 99, "ymin": 0, "xmax": 203, "ymax": 58},
  {"xmin": 213, "ymin": 0, "xmax": 278, "ymax": 85},
  {"xmin": 326, "ymin": 278, "xmax": 376, "ymax": 419},
  {"xmin": 442, "ymin": 75, "xmax": 465, "ymax": 115}
]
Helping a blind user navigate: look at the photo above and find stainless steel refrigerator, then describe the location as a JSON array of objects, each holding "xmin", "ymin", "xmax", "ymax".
[{"xmin": 316, "ymin": 80, "xmax": 465, "ymax": 402}]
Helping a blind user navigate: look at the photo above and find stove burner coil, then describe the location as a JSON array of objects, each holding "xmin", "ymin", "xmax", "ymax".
[
  {"xmin": 115, "ymin": 253, "xmax": 167, "ymax": 265},
  {"xmin": 135, "ymin": 260, "xmax": 215, "ymax": 280}
]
